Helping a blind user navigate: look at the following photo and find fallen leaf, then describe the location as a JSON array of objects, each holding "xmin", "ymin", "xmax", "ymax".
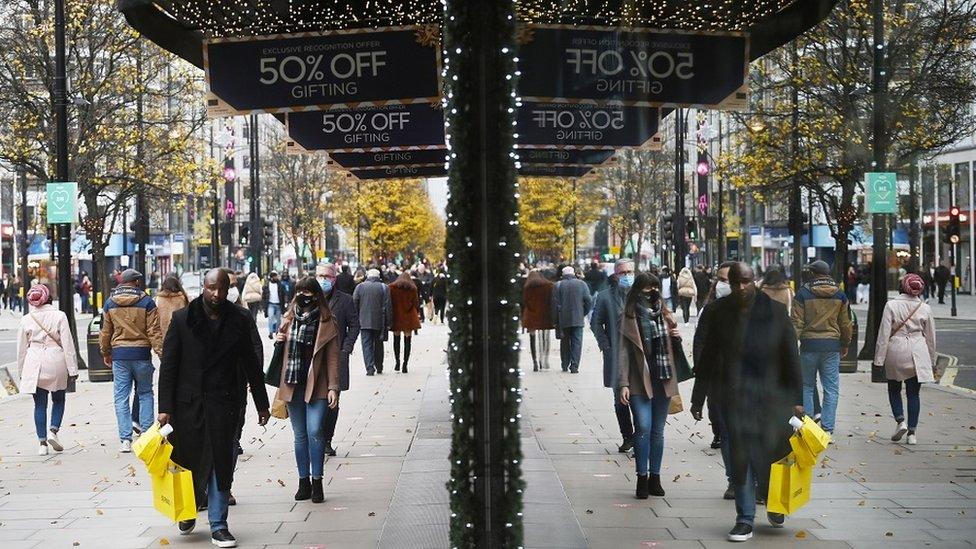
[
  {"xmin": 368, "ymin": 511, "xmax": 376, "ymax": 517},
  {"xmin": 672, "ymin": 475, "xmax": 681, "ymax": 482},
  {"xmin": 585, "ymin": 509, "xmax": 594, "ymax": 514},
  {"xmin": 159, "ymin": 538, "xmax": 170, "ymax": 545},
  {"xmin": 277, "ymin": 479, "xmax": 285, "ymax": 487},
  {"xmin": 96, "ymin": 509, "xmax": 103, "ymax": 515},
  {"xmin": 857, "ymin": 500, "xmax": 865, "ymax": 506},
  {"xmin": 885, "ymin": 532, "xmax": 894, "ymax": 537},
  {"xmin": 795, "ymin": 530, "xmax": 807, "ymax": 539}
]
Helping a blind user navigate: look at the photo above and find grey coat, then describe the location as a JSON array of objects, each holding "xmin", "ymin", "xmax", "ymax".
[
  {"xmin": 353, "ymin": 278, "xmax": 392, "ymax": 330},
  {"xmin": 590, "ymin": 285, "xmax": 626, "ymax": 388},
  {"xmin": 551, "ymin": 276, "xmax": 592, "ymax": 329}
]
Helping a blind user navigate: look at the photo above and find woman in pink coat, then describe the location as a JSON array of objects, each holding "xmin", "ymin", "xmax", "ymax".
[{"xmin": 17, "ymin": 285, "xmax": 79, "ymax": 455}]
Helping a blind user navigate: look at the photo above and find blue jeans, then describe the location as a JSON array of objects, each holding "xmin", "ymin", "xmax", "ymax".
[
  {"xmin": 734, "ymin": 463, "xmax": 758, "ymax": 526},
  {"xmin": 628, "ymin": 384, "xmax": 670, "ymax": 476},
  {"xmin": 888, "ymin": 376, "xmax": 921, "ymax": 429},
  {"xmin": 800, "ymin": 351, "xmax": 840, "ymax": 433},
  {"xmin": 287, "ymin": 396, "xmax": 329, "ymax": 478},
  {"xmin": 360, "ymin": 328, "xmax": 383, "ymax": 373},
  {"xmin": 112, "ymin": 359, "xmax": 155, "ymax": 441},
  {"xmin": 559, "ymin": 327, "xmax": 583, "ymax": 372},
  {"xmin": 33, "ymin": 388, "xmax": 66, "ymax": 441},
  {"xmin": 207, "ymin": 469, "xmax": 229, "ymax": 532},
  {"xmin": 267, "ymin": 303, "xmax": 282, "ymax": 335}
]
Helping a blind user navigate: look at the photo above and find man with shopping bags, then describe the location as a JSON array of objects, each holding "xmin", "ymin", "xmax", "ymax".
[
  {"xmin": 157, "ymin": 269, "xmax": 270, "ymax": 548},
  {"xmin": 690, "ymin": 262, "xmax": 804, "ymax": 542}
]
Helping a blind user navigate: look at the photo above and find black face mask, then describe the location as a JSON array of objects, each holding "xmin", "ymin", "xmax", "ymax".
[
  {"xmin": 647, "ymin": 289, "xmax": 660, "ymax": 303},
  {"xmin": 297, "ymin": 295, "xmax": 315, "ymax": 309}
]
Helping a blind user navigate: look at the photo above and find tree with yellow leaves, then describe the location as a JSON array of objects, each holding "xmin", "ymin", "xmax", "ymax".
[{"xmin": 518, "ymin": 177, "xmax": 604, "ymax": 261}]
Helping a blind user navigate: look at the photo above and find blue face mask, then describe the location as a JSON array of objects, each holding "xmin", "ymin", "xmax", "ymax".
[
  {"xmin": 319, "ymin": 278, "xmax": 333, "ymax": 293},
  {"xmin": 618, "ymin": 274, "xmax": 635, "ymax": 288}
]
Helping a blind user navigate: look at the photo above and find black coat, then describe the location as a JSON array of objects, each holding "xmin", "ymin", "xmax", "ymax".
[
  {"xmin": 158, "ymin": 297, "xmax": 270, "ymax": 500},
  {"xmin": 691, "ymin": 291, "xmax": 802, "ymax": 486},
  {"xmin": 335, "ymin": 272, "xmax": 357, "ymax": 296},
  {"xmin": 327, "ymin": 289, "xmax": 360, "ymax": 391}
]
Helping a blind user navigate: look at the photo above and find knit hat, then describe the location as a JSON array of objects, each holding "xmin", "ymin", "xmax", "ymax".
[
  {"xmin": 561, "ymin": 266, "xmax": 575, "ymax": 277},
  {"xmin": 805, "ymin": 260, "xmax": 831, "ymax": 277},
  {"xmin": 900, "ymin": 273, "xmax": 925, "ymax": 297},
  {"xmin": 367, "ymin": 268, "xmax": 381, "ymax": 279},
  {"xmin": 119, "ymin": 268, "xmax": 143, "ymax": 284},
  {"xmin": 26, "ymin": 284, "xmax": 50, "ymax": 307}
]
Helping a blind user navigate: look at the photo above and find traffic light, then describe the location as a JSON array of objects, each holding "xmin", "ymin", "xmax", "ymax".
[
  {"xmin": 239, "ymin": 224, "xmax": 249, "ymax": 246},
  {"xmin": 945, "ymin": 205, "xmax": 961, "ymax": 244},
  {"xmin": 686, "ymin": 219, "xmax": 698, "ymax": 240},
  {"xmin": 262, "ymin": 219, "xmax": 273, "ymax": 248},
  {"xmin": 662, "ymin": 215, "xmax": 674, "ymax": 242}
]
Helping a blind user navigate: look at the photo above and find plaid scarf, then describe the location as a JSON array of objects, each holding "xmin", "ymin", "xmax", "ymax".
[
  {"xmin": 637, "ymin": 299, "xmax": 672, "ymax": 380},
  {"xmin": 284, "ymin": 307, "xmax": 319, "ymax": 385}
]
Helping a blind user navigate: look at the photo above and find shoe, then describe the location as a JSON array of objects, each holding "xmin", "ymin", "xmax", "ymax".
[
  {"xmin": 268, "ymin": 333, "xmax": 273, "ymax": 340},
  {"xmin": 178, "ymin": 519, "xmax": 196, "ymax": 535},
  {"xmin": 635, "ymin": 474, "xmax": 649, "ymax": 499},
  {"xmin": 324, "ymin": 442, "xmax": 337, "ymax": 456},
  {"xmin": 119, "ymin": 440, "xmax": 132, "ymax": 453},
  {"xmin": 48, "ymin": 430, "xmax": 64, "ymax": 452},
  {"xmin": 402, "ymin": 363, "xmax": 408, "ymax": 374},
  {"xmin": 377, "ymin": 369, "xmax": 383, "ymax": 375},
  {"xmin": 570, "ymin": 369, "xmax": 579, "ymax": 374},
  {"xmin": 132, "ymin": 422, "xmax": 143, "ymax": 436},
  {"xmin": 38, "ymin": 443, "xmax": 48, "ymax": 456},
  {"xmin": 211, "ymin": 529, "xmax": 237, "ymax": 548},
  {"xmin": 311, "ymin": 478, "xmax": 324, "ymax": 503},
  {"xmin": 618, "ymin": 436, "xmax": 634, "ymax": 453},
  {"xmin": 395, "ymin": 363, "xmax": 401, "ymax": 372},
  {"xmin": 891, "ymin": 420, "xmax": 908, "ymax": 442},
  {"xmin": 723, "ymin": 483, "xmax": 735, "ymax": 500},
  {"xmin": 907, "ymin": 433, "xmax": 917, "ymax": 445},
  {"xmin": 236, "ymin": 445, "xmax": 244, "ymax": 456},
  {"xmin": 648, "ymin": 474, "xmax": 665, "ymax": 497},
  {"xmin": 767, "ymin": 511, "xmax": 785, "ymax": 528},
  {"xmin": 813, "ymin": 414, "xmax": 822, "ymax": 424},
  {"xmin": 295, "ymin": 477, "xmax": 311, "ymax": 501},
  {"xmin": 728, "ymin": 523, "xmax": 753, "ymax": 542},
  {"xmin": 228, "ymin": 492, "xmax": 236, "ymax": 506},
  {"xmin": 756, "ymin": 497, "xmax": 766, "ymax": 506},
  {"xmin": 710, "ymin": 435, "xmax": 722, "ymax": 449}
]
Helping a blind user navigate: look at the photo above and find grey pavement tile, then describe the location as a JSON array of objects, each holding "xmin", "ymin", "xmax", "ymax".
[
  {"xmin": 925, "ymin": 528, "xmax": 976, "ymax": 541},
  {"xmin": 806, "ymin": 526, "xmax": 937, "ymax": 541},
  {"xmin": 582, "ymin": 527, "xmax": 682, "ymax": 548},
  {"xmin": 384, "ymin": 502, "xmax": 449, "ymax": 526},
  {"xmin": 523, "ymin": 523, "xmax": 588, "ymax": 548},
  {"xmin": 377, "ymin": 524, "xmax": 449, "ymax": 549},
  {"xmin": 700, "ymin": 541, "xmax": 852, "ymax": 549},
  {"xmin": 846, "ymin": 542, "xmax": 970, "ymax": 549}
]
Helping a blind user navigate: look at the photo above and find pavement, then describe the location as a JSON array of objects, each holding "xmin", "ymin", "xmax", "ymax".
[{"xmin": 0, "ymin": 310, "xmax": 974, "ymax": 548}]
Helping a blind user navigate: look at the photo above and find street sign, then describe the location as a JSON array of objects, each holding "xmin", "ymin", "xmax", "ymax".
[
  {"xmin": 286, "ymin": 103, "xmax": 445, "ymax": 152},
  {"xmin": 46, "ymin": 182, "xmax": 77, "ymax": 224},
  {"xmin": 516, "ymin": 103, "xmax": 660, "ymax": 149},
  {"xmin": 865, "ymin": 172, "xmax": 898, "ymax": 214}
]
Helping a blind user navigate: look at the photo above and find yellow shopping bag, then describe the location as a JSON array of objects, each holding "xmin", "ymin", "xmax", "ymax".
[
  {"xmin": 767, "ymin": 454, "xmax": 813, "ymax": 515},
  {"xmin": 151, "ymin": 462, "xmax": 197, "ymax": 523},
  {"xmin": 799, "ymin": 415, "xmax": 831, "ymax": 455},
  {"xmin": 789, "ymin": 433, "xmax": 817, "ymax": 468},
  {"xmin": 132, "ymin": 422, "xmax": 174, "ymax": 477}
]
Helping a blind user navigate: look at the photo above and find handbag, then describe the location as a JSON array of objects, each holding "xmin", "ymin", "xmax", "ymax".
[
  {"xmin": 873, "ymin": 301, "xmax": 923, "ymax": 383},
  {"xmin": 264, "ymin": 342, "xmax": 284, "ymax": 387},
  {"xmin": 668, "ymin": 393, "xmax": 684, "ymax": 415},
  {"xmin": 29, "ymin": 313, "xmax": 76, "ymax": 392},
  {"xmin": 271, "ymin": 397, "xmax": 289, "ymax": 420},
  {"xmin": 670, "ymin": 337, "xmax": 694, "ymax": 383}
]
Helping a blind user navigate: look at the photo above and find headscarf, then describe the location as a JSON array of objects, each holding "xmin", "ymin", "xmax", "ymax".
[
  {"xmin": 26, "ymin": 284, "xmax": 50, "ymax": 307},
  {"xmin": 900, "ymin": 273, "xmax": 925, "ymax": 297}
]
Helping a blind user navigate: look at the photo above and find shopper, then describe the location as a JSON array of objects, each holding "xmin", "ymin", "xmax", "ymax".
[
  {"xmin": 760, "ymin": 266, "xmax": 794, "ymax": 315},
  {"xmin": 241, "ymin": 272, "xmax": 263, "ymax": 319},
  {"xmin": 9, "ymin": 276, "xmax": 23, "ymax": 312},
  {"xmin": 934, "ymin": 262, "xmax": 950, "ymax": 304},
  {"xmin": 431, "ymin": 269, "xmax": 448, "ymax": 324},
  {"xmin": 18, "ymin": 284, "xmax": 79, "ymax": 456},
  {"xmin": 791, "ymin": 260, "xmax": 852, "ymax": 434},
  {"xmin": 523, "ymin": 270, "xmax": 556, "ymax": 372},
  {"xmin": 551, "ymin": 266, "xmax": 592, "ymax": 373},
  {"xmin": 353, "ymin": 268, "xmax": 391, "ymax": 375},
  {"xmin": 590, "ymin": 259, "xmax": 636, "ymax": 453},
  {"xmin": 618, "ymin": 272, "xmax": 679, "ymax": 499},
  {"xmin": 676, "ymin": 266, "xmax": 696, "ymax": 324},
  {"xmin": 262, "ymin": 271, "xmax": 285, "ymax": 338},
  {"xmin": 873, "ymin": 273, "xmax": 936, "ymax": 445},
  {"xmin": 584, "ymin": 260, "xmax": 609, "ymax": 299},
  {"xmin": 335, "ymin": 264, "xmax": 357, "ymax": 295},
  {"xmin": 416, "ymin": 264, "xmax": 435, "ymax": 322},
  {"xmin": 389, "ymin": 272, "xmax": 421, "ymax": 373},
  {"xmin": 155, "ymin": 274, "xmax": 189, "ymax": 340},
  {"xmin": 315, "ymin": 264, "xmax": 359, "ymax": 456},
  {"xmin": 692, "ymin": 265, "xmax": 711, "ymax": 313},
  {"xmin": 98, "ymin": 269, "xmax": 163, "ymax": 453}
]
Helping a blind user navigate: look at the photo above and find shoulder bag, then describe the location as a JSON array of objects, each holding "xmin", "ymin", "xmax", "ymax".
[
  {"xmin": 871, "ymin": 301, "xmax": 923, "ymax": 383},
  {"xmin": 264, "ymin": 342, "xmax": 284, "ymax": 387}
]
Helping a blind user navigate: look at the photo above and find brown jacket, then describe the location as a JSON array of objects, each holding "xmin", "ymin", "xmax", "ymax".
[
  {"xmin": 274, "ymin": 304, "xmax": 341, "ymax": 403},
  {"xmin": 155, "ymin": 290, "xmax": 189, "ymax": 340},
  {"xmin": 98, "ymin": 286, "xmax": 163, "ymax": 361},
  {"xmin": 522, "ymin": 278, "xmax": 555, "ymax": 330},
  {"xmin": 389, "ymin": 285, "xmax": 422, "ymax": 332},
  {"xmin": 617, "ymin": 305, "xmax": 680, "ymax": 399}
]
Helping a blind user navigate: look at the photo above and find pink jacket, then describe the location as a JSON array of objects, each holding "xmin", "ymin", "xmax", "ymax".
[{"xmin": 17, "ymin": 304, "xmax": 79, "ymax": 394}]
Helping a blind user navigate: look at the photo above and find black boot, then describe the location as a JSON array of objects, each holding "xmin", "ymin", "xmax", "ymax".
[
  {"xmin": 295, "ymin": 477, "xmax": 311, "ymax": 501},
  {"xmin": 393, "ymin": 334, "xmax": 401, "ymax": 371},
  {"xmin": 635, "ymin": 474, "xmax": 649, "ymax": 499},
  {"xmin": 402, "ymin": 337, "xmax": 411, "ymax": 374},
  {"xmin": 311, "ymin": 477, "xmax": 324, "ymax": 503},
  {"xmin": 648, "ymin": 474, "xmax": 665, "ymax": 497}
]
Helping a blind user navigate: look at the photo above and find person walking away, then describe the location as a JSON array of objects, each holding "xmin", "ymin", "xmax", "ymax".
[
  {"xmin": 431, "ymin": 269, "xmax": 448, "ymax": 325},
  {"xmin": 551, "ymin": 266, "xmax": 592, "ymax": 373},
  {"xmin": 155, "ymin": 275, "xmax": 189, "ymax": 340},
  {"xmin": 618, "ymin": 272, "xmax": 679, "ymax": 498},
  {"xmin": 157, "ymin": 269, "xmax": 269, "ymax": 547},
  {"xmin": 790, "ymin": 260, "xmax": 852, "ymax": 434},
  {"xmin": 316, "ymin": 264, "xmax": 359, "ymax": 456},
  {"xmin": 923, "ymin": 262, "xmax": 936, "ymax": 300},
  {"xmin": 18, "ymin": 285, "xmax": 79, "ymax": 455},
  {"xmin": 676, "ymin": 267, "xmax": 696, "ymax": 324},
  {"xmin": 352, "ymin": 267, "xmax": 366, "ymax": 286},
  {"xmin": 280, "ymin": 273, "xmax": 294, "ymax": 308},
  {"xmin": 873, "ymin": 274, "xmax": 936, "ymax": 445},
  {"xmin": 692, "ymin": 265, "xmax": 711, "ymax": 314},
  {"xmin": 353, "ymin": 268, "xmax": 391, "ymax": 375},
  {"xmin": 416, "ymin": 264, "xmax": 435, "ymax": 322},
  {"xmin": 389, "ymin": 272, "xmax": 421, "ymax": 373},
  {"xmin": 523, "ymin": 270, "xmax": 555, "ymax": 372},
  {"xmin": 9, "ymin": 276, "xmax": 23, "ymax": 312},
  {"xmin": 335, "ymin": 265, "xmax": 356, "ymax": 295},
  {"xmin": 590, "ymin": 259, "xmax": 636, "ymax": 452},
  {"xmin": 262, "ymin": 271, "xmax": 284, "ymax": 339},
  {"xmin": 691, "ymin": 262, "xmax": 803, "ymax": 541},
  {"xmin": 659, "ymin": 267, "xmax": 674, "ymax": 311},
  {"xmin": 845, "ymin": 265, "xmax": 858, "ymax": 303},
  {"xmin": 0, "ymin": 276, "xmax": 6, "ymax": 310},
  {"xmin": 274, "ymin": 277, "xmax": 341, "ymax": 504},
  {"xmin": 241, "ymin": 272, "xmax": 263, "ymax": 319},
  {"xmin": 98, "ymin": 269, "xmax": 163, "ymax": 453},
  {"xmin": 760, "ymin": 267, "xmax": 794, "ymax": 315},
  {"xmin": 584, "ymin": 261, "xmax": 609, "ymax": 300},
  {"xmin": 934, "ymin": 262, "xmax": 950, "ymax": 304}
]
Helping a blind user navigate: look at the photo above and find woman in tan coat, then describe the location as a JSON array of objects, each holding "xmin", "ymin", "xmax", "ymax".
[
  {"xmin": 873, "ymin": 273, "xmax": 936, "ymax": 446},
  {"xmin": 676, "ymin": 267, "xmax": 696, "ymax": 324},
  {"xmin": 155, "ymin": 275, "xmax": 189, "ymax": 340},
  {"xmin": 388, "ymin": 272, "xmax": 421, "ymax": 373},
  {"xmin": 759, "ymin": 267, "xmax": 794, "ymax": 315},
  {"xmin": 274, "ymin": 277, "xmax": 341, "ymax": 503},
  {"xmin": 522, "ymin": 270, "xmax": 555, "ymax": 371}
]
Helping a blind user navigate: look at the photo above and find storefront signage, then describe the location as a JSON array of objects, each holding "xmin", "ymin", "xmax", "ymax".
[
  {"xmin": 287, "ymin": 103, "xmax": 445, "ymax": 152},
  {"xmin": 517, "ymin": 149, "xmax": 615, "ymax": 165},
  {"xmin": 205, "ymin": 26, "xmax": 441, "ymax": 116},
  {"xmin": 327, "ymin": 149, "xmax": 448, "ymax": 169},
  {"xmin": 350, "ymin": 164, "xmax": 447, "ymax": 180},
  {"xmin": 518, "ymin": 164, "xmax": 593, "ymax": 178},
  {"xmin": 516, "ymin": 103, "xmax": 660, "ymax": 149}
]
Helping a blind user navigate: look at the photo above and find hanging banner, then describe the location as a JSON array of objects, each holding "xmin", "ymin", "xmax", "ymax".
[
  {"xmin": 518, "ymin": 165, "xmax": 593, "ymax": 178},
  {"xmin": 516, "ymin": 103, "xmax": 660, "ymax": 149},
  {"xmin": 204, "ymin": 26, "xmax": 441, "ymax": 116},
  {"xmin": 518, "ymin": 149, "xmax": 615, "ymax": 166},
  {"xmin": 517, "ymin": 24, "xmax": 748, "ymax": 110},
  {"xmin": 351, "ymin": 164, "xmax": 447, "ymax": 180},
  {"xmin": 286, "ymin": 103, "xmax": 445, "ymax": 152},
  {"xmin": 327, "ymin": 149, "xmax": 448, "ymax": 169}
]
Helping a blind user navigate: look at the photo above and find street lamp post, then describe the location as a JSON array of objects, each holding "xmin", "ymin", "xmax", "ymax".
[
  {"xmin": 19, "ymin": 169, "xmax": 30, "ymax": 314},
  {"xmin": 248, "ymin": 114, "xmax": 262, "ymax": 277},
  {"xmin": 673, "ymin": 109, "xmax": 686, "ymax": 273},
  {"xmin": 789, "ymin": 42, "xmax": 804, "ymax": 285}
]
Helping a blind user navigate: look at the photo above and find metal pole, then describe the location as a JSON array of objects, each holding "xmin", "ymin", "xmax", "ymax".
[
  {"xmin": 790, "ymin": 42, "xmax": 803, "ymax": 285},
  {"xmin": 716, "ymin": 116, "xmax": 725, "ymax": 262},
  {"xmin": 674, "ymin": 109, "xmax": 686, "ymax": 272},
  {"xmin": 135, "ymin": 46, "xmax": 148, "ymax": 277},
  {"xmin": 356, "ymin": 180, "xmax": 362, "ymax": 264},
  {"xmin": 950, "ymin": 174, "xmax": 957, "ymax": 317},
  {"xmin": 908, "ymin": 156, "xmax": 919, "ymax": 272},
  {"xmin": 572, "ymin": 178, "xmax": 578, "ymax": 263},
  {"xmin": 969, "ymin": 160, "xmax": 975, "ymax": 295},
  {"xmin": 249, "ymin": 114, "xmax": 262, "ymax": 277},
  {"xmin": 53, "ymin": 0, "xmax": 77, "ymax": 340},
  {"xmin": 19, "ymin": 169, "xmax": 30, "ymax": 313}
]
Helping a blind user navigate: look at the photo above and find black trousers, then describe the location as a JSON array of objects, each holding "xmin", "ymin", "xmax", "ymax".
[{"xmin": 324, "ymin": 405, "xmax": 339, "ymax": 443}]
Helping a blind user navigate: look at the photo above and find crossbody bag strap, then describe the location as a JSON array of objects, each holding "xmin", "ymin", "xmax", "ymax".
[
  {"xmin": 890, "ymin": 301, "xmax": 923, "ymax": 337},
  {"xmin": 30, "ymin": 313, "xmax": 62, "ymax": 346}
]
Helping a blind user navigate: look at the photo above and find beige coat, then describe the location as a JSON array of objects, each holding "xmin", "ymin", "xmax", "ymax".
[
  {"xmin": 17, "ymin": 304, "xmax": 79, "ymax": 394},
  {"xmin": 274, "ymin": 304, "xmax": 342, "ymax": 403},
  {"xmin": 242, "ymin": 273, "xmax": 263, "ymax": 304},
  {"xmin": 155, "ymin": 290, "xmax": 189, "ymax": 340},
  {"xmin": 873, "ymin": 294, "xmax": 936, "ymax": 383},
  {"xmin": 677, "ymin": 268, "xmax": 697, "ymax": 298},
  {"xmin": 761, "ymin": 283, "xmax": 794, "ymax": 315},
  {"xmin": 617, "ymin": 306, "xmax": 680, "ymax": 399}
]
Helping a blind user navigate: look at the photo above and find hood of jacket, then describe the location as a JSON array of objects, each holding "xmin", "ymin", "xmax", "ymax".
[
  {"xmin": 807, "ymin": 277, "xmax": 840, "ymax": 298},
  {"xmin": 110, "ymin": 285, "xmax": 146, "ymax": 306}
]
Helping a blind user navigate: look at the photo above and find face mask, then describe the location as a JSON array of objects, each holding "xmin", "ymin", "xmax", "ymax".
[
  {"xmin": 297, "ymin": 295, "xmax": 315, "ymax": 308},
  {"xmin": 319, "ymin": 278, "xmax": 333, "ymax": 293},
  {"xmin": 715, "ymin": 281, "xmax": 732, "ymax": 299},
  {"xmin": 226, "ymin": 287, "xmax": 240, "ymax": 303},
  {"xmin": 618, "ymin": 274, "xmax": 635, "ymax": 288},
  {"xmin": 648, "ymin": 289, "xmax": 660, "ymax": 303}
]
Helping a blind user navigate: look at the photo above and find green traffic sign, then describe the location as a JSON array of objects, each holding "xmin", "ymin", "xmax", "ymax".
[
  {"xmin": 865, "ymin": 172, "xmax": 897, "ymax": 214},
  {"xmin": 46, "ymin": 182, "xmax": 78, "ymax": 224}
]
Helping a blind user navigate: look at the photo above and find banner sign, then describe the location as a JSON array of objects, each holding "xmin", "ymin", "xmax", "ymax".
[
  {"xmin": 518, "ymin": 165, "xmax": 593, "ymax": 178},
  {"xmin": 516, "ymin": 103, "xmax": 660, "ymax": 149},
  {"xmin": 865, "ymin": 172, "xmax": 898, "ymax": 214},
  {"xmin": 518, "ymin": 149, "xmax": 615, "ymax": 166},
  {"xmin": 204, "ymin": 26, "xmax": 441, "ymax": 116},
  {"xmin": 46, "ymin": 182, "xmax": 77, "ymax": 224},
  {"xmin": 287, "ymin": 103, "xmax": 445, "ymax": 152},
  {"xmin": 517, "ymin": 24, "xmax": 748, "ymax": 109},
  {"xmin": 328, "ymin": 149, "xmax": 448, "ymax": 169},
  {"xmin": 351, "ymin": 164, "xmax": 447, "ymax": 180}
]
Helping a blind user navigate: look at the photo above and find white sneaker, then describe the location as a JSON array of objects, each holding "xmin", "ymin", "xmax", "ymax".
[
  {"xmin": 119, "ymin": 440, "xmax": 132, "ymax": 453},
  {"xmin": 48, "ymin": 430, "xmax": 63, "ymax": 452},
  {"xmin": 891, "ymin": 421, "xmax": 908, "ymax": 442},
  {"xmin": 907, "ymin": 433, "xmax": 917, "ymax": 445},
  {"xmin": 38, "ymin": 443, "xmax": 48, "ymax": 456}
]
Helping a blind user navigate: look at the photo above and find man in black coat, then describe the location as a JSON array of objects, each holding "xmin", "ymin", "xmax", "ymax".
[
  {"xmin": 317, "ymin": 263, "xmax": 360, "ymax": 456},
  {"xmin": 691, "ymin": 262, "xmax": 803, "ymax": 542},
  {"xmin": 335, "ymin": 264, "xmax": 357, "ymax": 295},
  {"xmin": 692, "ymin": 265, "xmax": 711, "ymax": 313},
  {"xmin": 934, "ymin": 263, "xmax": 951, "ymax": 304},
  {"xmin": 157, "ymin": 269, "xmax": 270, "ymax": 548}
]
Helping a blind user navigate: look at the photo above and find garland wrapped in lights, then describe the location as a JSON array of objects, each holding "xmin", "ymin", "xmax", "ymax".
[{"xmin": 442, "ymin": 0, "xmax": 525, "ymax": 547}]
